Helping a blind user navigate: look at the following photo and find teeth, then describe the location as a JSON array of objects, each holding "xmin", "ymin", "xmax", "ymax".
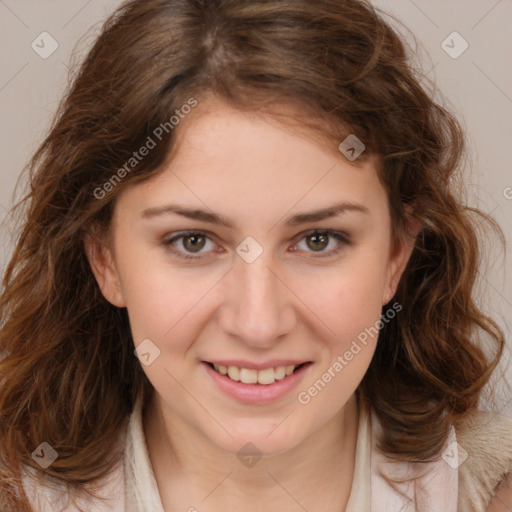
[
  {"xmin": 274, "ymin": 366, "xmax": 286, "ymax": 380},
  {"xmin": 239, "ymin": 368, "xmax": 258, "ymax": 384},
  {"xmin": 212, "ymin": 363, "xmax": 303, "ymax": 385},
  {"xmin": 227, "ymin": 366, "xmax": 240, "ymax": 381},
  {"xmin": 258, "ymin": 367, "xmax": 277, "ymax": 385}
]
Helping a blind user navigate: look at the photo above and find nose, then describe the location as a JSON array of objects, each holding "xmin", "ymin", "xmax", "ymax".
[{"xmin": 216, "ymin": 249, "xmax": 297, "ymax": 349}]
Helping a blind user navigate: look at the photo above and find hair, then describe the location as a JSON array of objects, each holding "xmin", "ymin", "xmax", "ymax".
[{"xmin": 0, "ymin": 0, "xmax": 506, "ymax": 509}]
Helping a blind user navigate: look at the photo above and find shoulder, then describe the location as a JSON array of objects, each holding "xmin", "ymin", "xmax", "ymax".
[
  {"xmin": 21, "ymin": 460, "xmax": 126, "ymax": 512},
  {"xmin": 455, "ymin": 408, "xmax": 512, "ymax": 512},
  {"xmin": 20, "ymin": 421, "xmax": 128, "ymax": 511},
  {"xmin": 21, "ymin": 467, "xmax": 71, "ymax": 511}
]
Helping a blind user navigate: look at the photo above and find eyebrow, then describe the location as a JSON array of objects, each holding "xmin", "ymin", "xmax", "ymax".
[{"xmin": 141, "ymin": 201, "xmax": 369, "ymax": 228}]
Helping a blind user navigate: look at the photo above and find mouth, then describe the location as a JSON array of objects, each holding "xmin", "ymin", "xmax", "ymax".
[{"xmin": 204, "ymin": 361, "xmax": 311, "ymax": 386}]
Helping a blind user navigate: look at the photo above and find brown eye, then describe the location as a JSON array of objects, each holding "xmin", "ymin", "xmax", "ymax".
[
  {"xmin": 162, "ymin": 231, "xmax": 215, "ymax": 259},
  {"xmin": 294, "ymin": 230, "xmax": 350, "ymax": 258},
  {"xmin": 182, "ymin": 234, "xmax": 206, "ymax": 252},
  {"xmin": 306, "ymin": 233, "xmax": 329, "ymax": 251}
]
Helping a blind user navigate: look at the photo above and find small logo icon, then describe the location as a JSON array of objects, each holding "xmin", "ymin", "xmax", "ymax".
[
  {"xmin": 236, "ymin": 236, "xmax": 263, "ymax": 264},
  {"xmin": 31, "ymin": 32, "xmax": 59, "ymax": 59},
  {"xmin": 31, "ymin": 442, "xmax": 58, "ymax": 469},
  {"xmin": 442, "ymin": 441, "xmax": 469, "ymax": 468},
  {"xmin": 441, "ymin": 32, "xmax": 468, "ymax": 59},
  {"xmin": 134, "ymin": 338, "xmax": 161, "ymax": 366},
  {"xmin": 338, "ymin": 134, "xmax": 365, "ymax": 161},
  {"xmin": 237, "ymin": 442, "xmax": 262, "ymax": 468}
]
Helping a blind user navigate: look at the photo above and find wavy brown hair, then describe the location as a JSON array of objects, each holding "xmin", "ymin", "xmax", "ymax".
[{"xmin": 0, "ymin": 0, "xmax": 506, "ymax": 509}]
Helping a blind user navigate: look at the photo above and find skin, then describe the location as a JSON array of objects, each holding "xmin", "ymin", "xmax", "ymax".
[{"xmin": 85, "ymin": 94, "xmax": 418, "ymax": 511}]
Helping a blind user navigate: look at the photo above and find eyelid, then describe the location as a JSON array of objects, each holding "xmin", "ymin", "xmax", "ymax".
[
  {"xmin": 161, "ymin": 230, "xmax": 220, "ymax": 260},
  {"xmin": 291, "ymin": 229, "xmax": 351, "ymax": 258},
  {"xmin": 294, "ymin": 228, "xmax": 351, "ymax": 244},
  {"xmin": 161, "ymin": 228, "xmax": 351, "ymax": 260}
]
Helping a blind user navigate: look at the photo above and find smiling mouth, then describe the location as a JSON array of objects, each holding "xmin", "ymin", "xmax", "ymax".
[{"xmin": 205, "ymin": 362, "xmax": 310, "ymax": 385}]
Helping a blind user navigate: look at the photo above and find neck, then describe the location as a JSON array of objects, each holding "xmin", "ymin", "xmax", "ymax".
[{"xmin": 144, "ymin": 392, "xmax": 359, "ymax": 512}]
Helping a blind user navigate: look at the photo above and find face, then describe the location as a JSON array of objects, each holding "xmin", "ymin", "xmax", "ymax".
[{"xmin": 86, "ymin": 95, "xmax": 415, "ymax": 457}]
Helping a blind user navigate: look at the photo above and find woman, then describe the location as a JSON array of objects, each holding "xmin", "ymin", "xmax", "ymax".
[{"xmin": 0, "ymin": 0, "xmax": 511, "ymax": 510}]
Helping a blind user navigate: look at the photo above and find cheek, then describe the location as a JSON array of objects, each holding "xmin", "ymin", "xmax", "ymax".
[
  {"xmin": 113, "ymin": 241, "xmax": 202, "ymax": 347},
  {"xmin": 301, "ymin": 250, "xmax": 388, "ymax": 350},
  {"xmin": 123, "ymin": 273, "xmax": 207, "ymax": 350},
  {"xmin": 120, "ymin": 264, "xmax": 212, "ymax": 401},
  {"xmin": 293, "ymin": 257, "xmax": 387, "ymax": 417}
]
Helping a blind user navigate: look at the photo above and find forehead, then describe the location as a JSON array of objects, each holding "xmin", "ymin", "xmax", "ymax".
[
  {"xmin": 115, "ymin": 97, "xmax": 388, "ymax": 227},
  {"xmin": 167, "ymin": 93, "xmax": 368, "ymax": 166}
]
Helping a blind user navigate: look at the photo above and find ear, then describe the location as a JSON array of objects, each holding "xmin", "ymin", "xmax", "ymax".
[
  {"xmin": 83, "ymin": 229, "xmax": 127, "ymax": 308},
  {"xmin": 383, "ymin": 205, "xmax": 422, "ymax": 305}
]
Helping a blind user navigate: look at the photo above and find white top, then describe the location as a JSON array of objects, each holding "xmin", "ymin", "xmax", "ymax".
[{"xmin": 22, "ymin": 392, "xmax": 459, "ymax": 511}]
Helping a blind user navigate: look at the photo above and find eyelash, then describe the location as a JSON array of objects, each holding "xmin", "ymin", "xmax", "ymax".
[{"xmin": 161, "ymin": 229, "xmax": 351, "ymax": 261}]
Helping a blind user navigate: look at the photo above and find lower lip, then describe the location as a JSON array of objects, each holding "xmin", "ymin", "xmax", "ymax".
[{"xmin": 203, "ymin": 362, "xmax": 312, "ymax": 404}]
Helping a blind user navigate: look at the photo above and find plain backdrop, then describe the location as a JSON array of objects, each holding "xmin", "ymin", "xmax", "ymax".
[{"xmin": 1, "ymin": 0, "xmax": 511, "ymax": 415}]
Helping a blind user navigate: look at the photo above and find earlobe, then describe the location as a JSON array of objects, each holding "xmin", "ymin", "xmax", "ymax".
[
  {"xmin": 382, "ymin": 290, "xmax": 393, "ymax": 306},
  {"xmin": 83, "ymin": 231, "xmax": 127, "ymax": 308}
]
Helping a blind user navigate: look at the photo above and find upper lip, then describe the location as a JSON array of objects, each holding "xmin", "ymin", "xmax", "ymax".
[{"xmin": 204, "ymin": 359, "xmax": 311, "ymax": 370}]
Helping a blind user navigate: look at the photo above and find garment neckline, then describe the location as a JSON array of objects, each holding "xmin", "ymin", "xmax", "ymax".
[{"xmin": 124, "ymin": 390, "xmax": 372, "ymax": 512}]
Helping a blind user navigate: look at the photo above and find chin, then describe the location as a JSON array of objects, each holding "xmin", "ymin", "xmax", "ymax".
[{"xmin": 206, "ymin": 420, "xmax": 306, "ymax": 459}]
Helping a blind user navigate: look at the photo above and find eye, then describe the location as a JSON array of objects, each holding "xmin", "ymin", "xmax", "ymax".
[
  {"xmin": 162, "ymin": 231, "xmax": 217, "ymax": 260},
  {"xmin": 292, "ymin": 229, "xmax": 350, "ymax": 258}
]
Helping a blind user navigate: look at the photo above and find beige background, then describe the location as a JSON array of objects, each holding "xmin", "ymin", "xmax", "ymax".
[{"xmin": 1, "ymin": 0, "xmax": 511, "ymax": 414}]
